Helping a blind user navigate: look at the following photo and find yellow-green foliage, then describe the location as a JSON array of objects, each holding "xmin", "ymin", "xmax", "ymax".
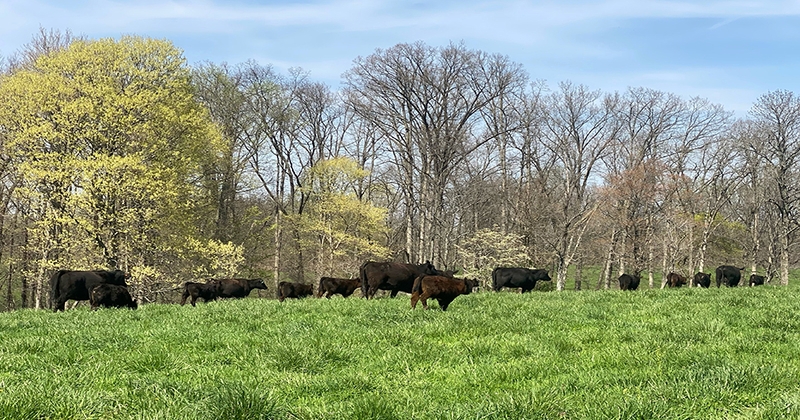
[
  {"xmin": 298, "ymin": 157, "xmax": 391, "ymax": 275},
  {"xmin": 456, "ymin": 227, "xmax": 532, "ymax": 284},
  {"xmin": 0, "ymin": 36, "xmax": 223, "ymax": 283}
]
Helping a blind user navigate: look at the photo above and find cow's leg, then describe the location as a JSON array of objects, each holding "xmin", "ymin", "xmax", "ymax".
[
  {"xmin": 180, "ymin": 291, "xmax": 189, "ymax": 305},
  {"xmin": 390, "ymin": 289, "xmax": 399, "ymax": 298},
  {"xmin": 325, "ymin": 291, "xmax": 332, "ymax": 299},
  {"xmin": 419, "ymin": 292, "xmax": 431, "ymax": 310},
  {"xmin": 438, "ymin": 298, "xmax": 454, "ymax": 311},
  {"xmin": 54, "ymin": 297, "xmax": 67, "ymax": 312},
  {"xmin": 410, "ymin": 293, "xmax": 419, "ymax": 309}
]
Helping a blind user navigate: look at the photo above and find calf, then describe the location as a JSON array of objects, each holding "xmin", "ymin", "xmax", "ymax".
[
  {"xmin": 317, "ymin": 277, "xmax": 361, "ymax": 298},
  {"xmin": 181, "ymin": 281, "xmax": 221, "ymax": 306},
  {"xmin": 90, "ymin": 284, "xmax": 137, "ymax": 310},
  {"xmin": 277, "ymin": 281, "xmax": 314, "ymax": 302},
  {"xmin": 693, "ymin": 272, "xmax": 711, "ymax": 288},
  {"xmin": 618, "ymin": 273, "xmax": 641, "ymax": 291},
  {"xmin": 749, "ymin": 274, "xmax": 766, "ymax": 287},
  {"xmin": 665, "ymin": 272, "xmax": 687, "ymax": 288},
  {"xmin": 410, "ymin": 275, "xmax": 477, "ymax": 311}
]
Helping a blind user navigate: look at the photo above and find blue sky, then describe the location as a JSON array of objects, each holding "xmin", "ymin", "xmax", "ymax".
[{"xmin": 2, "ymin": 0, "xmax": 799, "ymax": 116}]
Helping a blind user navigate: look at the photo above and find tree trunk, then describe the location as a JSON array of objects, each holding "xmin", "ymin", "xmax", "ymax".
[
  {"xmin": 598, "ymin": 229, "xmax": 617, "ymax": 290},
  {"xmin": 273, "ymin": 209, "xmax": 282, "ymax": 290},
  {"xmin": 749, "ymin": 210, "xmax": 760, "ymax": 275},
  {"xmin": 780, "ymin": 220, "xmax": 790, "ymax": 286}
]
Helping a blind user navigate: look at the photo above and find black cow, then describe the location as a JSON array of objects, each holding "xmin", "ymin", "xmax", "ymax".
[
  {"xmin": 212, "ymin": 278, "xmax": 268, "ymax": 299},
  {"xmin": 90, "ymin": 284, "xmax": 137, "ymax": 310},
  {"xmin": 317, "ymin": 277, "xmax": 360, "ymax": 298},
  {"xmin": 665, "ymin": 272, "xmax": 687, "ymax": 288},
  {"xmin": 180, "ymin": 281, "xmax": 221, "ymax": 306},
  {"xmin": 360, "ymin": 261, "xmax": 440, "ymax": 299},
  {"xmin": 693, "ymin": 272, "xmax": 711, "ymax": 288},
  {"xmin": 491, "ymin": 267, "xmax": 551, "ymax": 293},
  {"xmin": 618, "ymin": 272, "xmax": 641, "ymax": 291},
  {"xmin": 51, "ymin": 269, "xmax": 129, "ymax": 312},
  {"xmin": 411, "ymin": 275, "xmax": 477, "ymax": 311},
  {"xmin": 749, "ymin": 274, "xmax": 766, "ymax": 287},
  {"xmin": 715, "ymin": 265, "xmax": 743, "ymax": 287},
  {"xmin": 277, "ymin": 281, "xmax": 314, "ymax": 302}
]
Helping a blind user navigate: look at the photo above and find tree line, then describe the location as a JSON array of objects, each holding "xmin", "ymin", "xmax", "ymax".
[{"xmin": 0, "ymin": 29, "xmax": 796, "ymax": 310}]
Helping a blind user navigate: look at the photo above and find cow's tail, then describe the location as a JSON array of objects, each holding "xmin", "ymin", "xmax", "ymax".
[
  {"xmin": 411, "ymin": 275, "xmax": 424, "ymax": 295},
  {"xmin": 49, "ymin": 270, "xmax": 66, "ymax": 311},
  {"xmin": 491, "ymin": 268, "xmax": 499, "ymax": 290}
]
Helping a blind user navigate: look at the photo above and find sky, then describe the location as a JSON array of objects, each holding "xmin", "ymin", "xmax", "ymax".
[{"xmin": 1, "ymin": 0, "xmax": 800, "ymax": 116}]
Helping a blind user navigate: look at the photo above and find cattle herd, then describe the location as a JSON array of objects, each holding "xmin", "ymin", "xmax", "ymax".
[
  {"xmin": 618, "ymin": 265, "xmax": 767, "ymax": 290},
  {"xmin": 48, "ymin": 261, "xmax": 769, "ymax": 312}
]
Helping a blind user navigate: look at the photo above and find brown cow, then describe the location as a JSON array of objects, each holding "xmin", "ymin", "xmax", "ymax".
[
  {"xmin": 410, "ymin": 275, "xmax": 477, "ymax": 311},
  {"xmin": 317, "ymin": 277, "xmax": 361, "ymax": 298},
  {"xmin": 665, "ymin": 272, "xmax": 687, "ymax": 288},
  {"xmin": 277, "ymin": 281, "xmax": 313, "ymax": 302}
]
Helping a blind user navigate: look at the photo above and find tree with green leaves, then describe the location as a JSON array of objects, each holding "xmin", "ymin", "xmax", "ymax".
[
  {"xmin": 0, "ymin": 35, "xmax": 227, "ymax": 305},
  {"xmin": 297, "ymin": 156, "xmax": 391, "ymax": 277}
]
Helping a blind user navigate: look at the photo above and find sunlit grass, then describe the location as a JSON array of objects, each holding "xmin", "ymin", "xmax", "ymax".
[{"xmin": 0, "ymin": 285, "xmax": 799, "ymax": 419}]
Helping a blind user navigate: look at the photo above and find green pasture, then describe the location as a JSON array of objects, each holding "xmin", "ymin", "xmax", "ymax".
[{"xmin": 0, "ymin": 285, "xmax": 799, "ymax": 419}]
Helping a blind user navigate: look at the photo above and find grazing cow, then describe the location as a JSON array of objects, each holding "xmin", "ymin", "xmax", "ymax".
[
  {"xmin": 277, "ymin": 281, "xmax": 314, "ymax": 302},
  {"xmin": 212, "ymin": 278, "xmax": 268, "ymax": 299},
  {"xmin": 317, "ymin": 277, "xmax": 361, "ymax": 299},
  {"xmin": 618, "ymin": 273, "xmax": 641, "ymax": 291},
  {"xmin": 693, "ymin": 272, "xmax": 711, "ymax": 288},
  {"xmin": 51, "ymin": 269, "xmax": 129, "ymax": 312},
  {"xmin": 410, "ymin": 275, "xmax": 477, "ymax": 311},
  {"xmin": 749, "ymin": 274, "xmax": 766, "ymax": 287},
  {"xmin": 360, "ymin": 261, "xmax": 440, "ymax": 299},
  {"xmin": 491, "ymin": 267, "xmax": 552, "ymax": 293},
  {"xmin": 715, "ymin": 265, "xmax": 743, "ymax": 287},
  {"xmin": 90, "ymin": 284, "xmax": 137, "ymax": 310},
  {"xmin": 180, "ymin": 281, "xmax": 221, "ymax": 306},
  {"xmin": 665, "ymin": 272, "xmax": 687, "ymax": 288}
]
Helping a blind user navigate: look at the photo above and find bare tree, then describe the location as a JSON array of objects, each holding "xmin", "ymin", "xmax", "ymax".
[
  {"xmin": 7, "ymin": 27, "xmax": 82, "ymax": 71},
  {"xmin": 748, "ymin": 90, "xmax": 800, "ymax": 285},
  {"xmin": 344, "ymin": 42, "xmax": 527, "ymax": 266},
  {"xmin": 539, "ymin": 82, "xmax": 619, "ymax": 291}
]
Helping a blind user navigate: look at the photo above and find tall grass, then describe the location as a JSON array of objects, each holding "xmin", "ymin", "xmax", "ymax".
[{"xmin": 0, "ymin": 285, "xmax": 798, "ymax": 419}]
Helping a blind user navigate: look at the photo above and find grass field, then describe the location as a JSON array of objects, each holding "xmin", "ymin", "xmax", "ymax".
[{"xmin": 1, "ymin": 285, "xmax": 799, "ymax": 419}]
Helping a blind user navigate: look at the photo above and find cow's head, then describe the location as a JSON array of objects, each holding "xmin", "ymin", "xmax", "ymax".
[
  {"xmin": 463, "ymin": 278, "xmax": 478, "ymax": 294},
  {"xmin": 419, "ymin": 261, "xmax": 439, "ymax": 275},
  {"xmin": 111, "ymin": 270, "xmax": 129, "ymax": 286},
  {"xmin": 249, "ymin": 278, "xmax": 268, "ymax": 290}
]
